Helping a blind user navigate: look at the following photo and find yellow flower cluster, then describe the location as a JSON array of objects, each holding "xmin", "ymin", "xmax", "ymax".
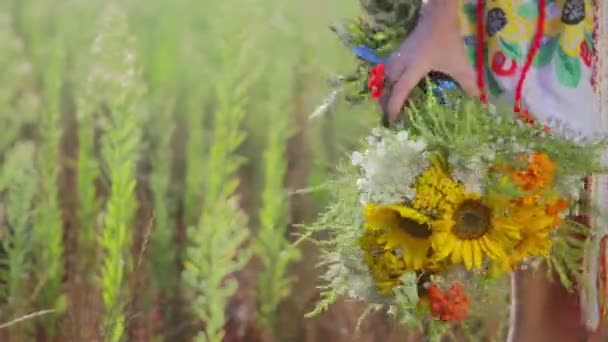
[{"xmin": 359, "ymin": 153, "xmax": 568, "ymax": 293}]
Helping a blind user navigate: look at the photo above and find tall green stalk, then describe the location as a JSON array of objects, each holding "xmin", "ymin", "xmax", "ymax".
[
  {"xmin": 0, "ymin": 143, "xmax": 38, "ymax": 332},
  {"xmin": 254, "ymin": 62, "xmax": 300, "ymax": 334},
  {"xmin": 85, "ymin": 3, "xmax": 145, "ymax": 341},
  {"xmin": 0, "ymin": 5, "xmax": 37, "ymax": 155},
  {"xmin": 31, "ymin": 37, "xmax": 67, "ymax": 335},
  {"xmin": 182, "ymin": 4, "xmax": 256, "ymax": 341},
  {"xmin": 148, "ymin": 97, "xmax": 176, "ymax": 293}
]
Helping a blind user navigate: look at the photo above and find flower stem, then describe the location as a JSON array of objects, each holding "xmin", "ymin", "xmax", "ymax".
[{"xmin": 507, "ymin": 271, "xmax": 520, "ymax": 342}]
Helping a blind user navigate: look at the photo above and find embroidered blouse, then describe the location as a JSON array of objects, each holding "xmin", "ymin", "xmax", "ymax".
[{"xmin": 360, "ymin": 0, "xmax": 600, "ymax": 137}]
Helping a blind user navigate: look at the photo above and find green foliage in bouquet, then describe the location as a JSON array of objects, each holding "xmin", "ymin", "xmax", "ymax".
[
  {"xmin": 313, "ymin": 1, "xmax": 424, "ymax": 110},
  {"xmin": 305, "ymin": 94, "xmax": 608, "ymax": 339}
]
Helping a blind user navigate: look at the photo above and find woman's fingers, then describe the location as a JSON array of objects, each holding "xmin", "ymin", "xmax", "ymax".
[
  {"xmin": 381, "ymin": 62, "xmax": 429, "ymax": 122},
  {"xmin": 377, "ymin": 0, "xmax": 480, "ymax": 125},
  {"xmin": 448, "ymin": 66, "xmax": 480, "ymax": 98},
  {"xmin": 436, "ymin": 35, "xmax": 480, "ymax": 98},
  {"xmin": 383, "ymin": 28, "xmax": 426, "ymax": 82},
  {"xmin": 381, "ymin": 61, "xmax": 479, "ymax": 125}
]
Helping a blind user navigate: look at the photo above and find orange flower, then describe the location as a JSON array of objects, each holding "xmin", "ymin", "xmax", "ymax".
[
  {"xmin": 427, "ymin": 283, "xmax": 470, "ymax": 321},
  {"xmin": 546, "ymin": 198, "xmax": 568, "ymax": 216},
  {"xmin": 512, "ymin": 152, "xmax": 557, "ymax": 192},
  {"xmin": 545, "ymin": 198, "xmax": 569, "ymax": 227}
]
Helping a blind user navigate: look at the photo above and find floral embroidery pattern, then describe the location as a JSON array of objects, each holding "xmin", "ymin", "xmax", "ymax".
[
  {"xmin": 544, "ymin": 0, "xmax": 594, "ymax": 86},
  {"xmin": 459, "ymin": 0, "xmax": 594, "ymax": 91},
  {"xmin": 486, "ymin": 2, "xmax": 537, "ymax": 62}
]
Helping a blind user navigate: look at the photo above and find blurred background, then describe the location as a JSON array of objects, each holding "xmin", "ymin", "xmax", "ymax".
[{"xmin": 0, "ymin": 0, "xmax": 416, "ymax": 341}]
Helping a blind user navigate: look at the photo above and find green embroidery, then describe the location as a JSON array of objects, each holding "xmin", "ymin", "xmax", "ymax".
[
  {"xmin": 463, "ymin": 3, "xmax": 476, "ymax": 23},
  {"xmin": 516, "ymin": 3, "xmax": 539, "ymax": 20},
  {"xmin": 482, "ymin": 45, "xmax": 503, "ymax": 98},
  {"xmin": 500, "ymin": 37, "xmax": 523, "ymax": 61},
  {"xmin": 533, "ymin": 37, "xmax": 558, "ymax": 67},
  {"xmin": 466, "ymin": 45, "xmax": 476, "ymax": 66},
  {"xmin": 555, "ymin": 45, "xmax": 582, "ymax": 87},
  {"xmin": 585, "ymin": 32, "xmax": 594, "ymax": 51},
  {"xmin": 486, "ymin": 67, "xmax": 503, "ymax": 97}
]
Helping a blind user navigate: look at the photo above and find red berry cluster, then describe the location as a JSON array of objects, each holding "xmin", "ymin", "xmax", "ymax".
[
  {"xmin": 368, "ymin": 64, "xmax": 385, "ymax": 99},
  {"xmin": 427, "ymin": 283, "xmax": 470, "ymax": 321},
  {"xmin": 516, "ymin": 109, "xmax": 550, "ymax": 133}
]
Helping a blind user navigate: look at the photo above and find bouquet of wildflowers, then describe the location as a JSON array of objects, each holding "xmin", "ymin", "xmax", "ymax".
[
  {"xmin": 307, "ymin": 2, "xmax": 608, "ymax": 338},
  {"xmin": 306, "ymin": 93, "xmax": 608, "ymax": 337}
]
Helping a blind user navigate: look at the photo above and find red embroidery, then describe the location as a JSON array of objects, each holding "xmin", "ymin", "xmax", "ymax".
[
  {"xmin": 580, "ymin": 40, "xmax": 593, "ymax": 68},
  {"xmin": 514, "ymin": 0, "xmax": 546, "ymax": 113},
  {"xmin": 516, "ymin": 109, "xmax": 536, "ymax": 125},
  {"xmin": 476, "ymin": 0, "xmax": 546, "ymax": 113},
  {"xmin": 591, "ymin": 0, "xmax": 599, "ymax": 89},
  {"xmin": 491, "ymin": 51, "xmax": 518, "ymax": 76}
]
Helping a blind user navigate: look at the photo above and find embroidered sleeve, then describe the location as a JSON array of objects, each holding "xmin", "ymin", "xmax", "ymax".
[{"xmin": 458, "ymin": 0, "xmax": 599, "ymax": 136}]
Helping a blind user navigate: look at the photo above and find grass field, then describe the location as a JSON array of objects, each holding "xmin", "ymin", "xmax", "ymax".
[{"xmin": 0, "ymin": 0, "xmax": 415, "ymax": 341}]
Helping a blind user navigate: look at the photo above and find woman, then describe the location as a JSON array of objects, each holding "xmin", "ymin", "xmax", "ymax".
[{"xmin": 358, "ymin": 0, "xmax": 606, "ymax": 341}]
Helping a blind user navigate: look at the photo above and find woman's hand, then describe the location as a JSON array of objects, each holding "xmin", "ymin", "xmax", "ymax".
[{"xmin": 380, "ymin": 0, "xmax": 478, "ymax": 122}]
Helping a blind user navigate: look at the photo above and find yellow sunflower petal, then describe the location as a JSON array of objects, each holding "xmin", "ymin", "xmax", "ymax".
[
  {"xmin": 432, "ymin": 232, "xmax": 456, "ymax": 260},
  {"xmin": 462, "ymin": 241, "xmax": 473, "ymax": 269},
  {"xmin": 451, "ymin": 242, "xmax": 463, "ymax": 264},
  {"xmin": 394, "ymin": 205, "xmax": 430, "ymax": 224},
  {"xmin": 480, "ymin": 236, "xmax": 506, "ymax": 260},
  {"xmin": 472, "ymin": 241, "xmax": 483, "ymax": 269},
  {"xmin": 433, "ymin": 232, "xmax": 449, "ymax": 245}
]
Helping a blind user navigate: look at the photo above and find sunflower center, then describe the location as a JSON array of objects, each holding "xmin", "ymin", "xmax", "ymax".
[
  {"xmin": 395, "ymin": 214, "xmax": 432, "ymax": 239},
  {"xmin": 452, "ymin": 200, "xmax": 492, "ymax": 240}
]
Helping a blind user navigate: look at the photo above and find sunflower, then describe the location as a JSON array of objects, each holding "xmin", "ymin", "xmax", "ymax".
[
  {"xmin": 512, "ymin": 198, "xmax": 568, "ymax": 261},
  {"xmin": 362, "ymin": 204, "xmax": 433, "ymax": 270},
  {"xmin": 490, "ymin": 197, "xmax": 568, "ymax": 275},
  {"xmin": 360, "ymin": 203, "xmax": 437, "ymax": 294},
  {"xmin": 430, "ymin": 191, "xmax": 523, "ymax": 270},
  {"xmin": 359, "ymin": 160, "xmax": 468, "ymax": 293},
  {"xmin": 360, "ymin": 229, "xmax": 413, "ymax": 294}
]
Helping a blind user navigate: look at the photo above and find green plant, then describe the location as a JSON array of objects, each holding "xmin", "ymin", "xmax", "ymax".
[
  {"xmin": 0, "ymin": 0, "xmax": 388, "ymax": 340},
  {"xmin": 0, "ymin": 7, "xmax": 37, "ymax": 156},
  {"xmin": 31, "ymin": 36, "xmax": 67, "ymax": 335},
  {"xmin": 0, "ymin": 142, "xmax": 38, "ymax": 334},
  {"xmin": 254, "ymin": 64, "xmax": 300, "ymax": 334},
  {"xmin": 85, "ymin": 3, "xmax": 145, "ymax": 341},
  {"xmin": 182, "ymin": 4, "xmax": 256, "ymax": 340}
]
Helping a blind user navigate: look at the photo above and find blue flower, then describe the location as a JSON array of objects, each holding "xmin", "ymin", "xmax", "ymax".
[
  {"xmin": 352, "ymin": 44, "xmax": 458, "ymax": 106},
  {"xmin": 436, "ymin": 79, "xmax": 457, "ymax": 90},
  {"xmin": 352, "ymin": 45, "xmax": 387, "ymax": 65}
]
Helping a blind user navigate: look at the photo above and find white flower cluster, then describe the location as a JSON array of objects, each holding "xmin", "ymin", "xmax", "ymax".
[
  {"xmin": 448, "ymin": 144, "xmax": 496, "ymax": 194},
  {"xmin": 555, "ymin": 175, "xmax": 583, "ymax": 204},
  {"xmin": 351, "ymin": 129, "xmax": 429, "ymax": 205}
]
